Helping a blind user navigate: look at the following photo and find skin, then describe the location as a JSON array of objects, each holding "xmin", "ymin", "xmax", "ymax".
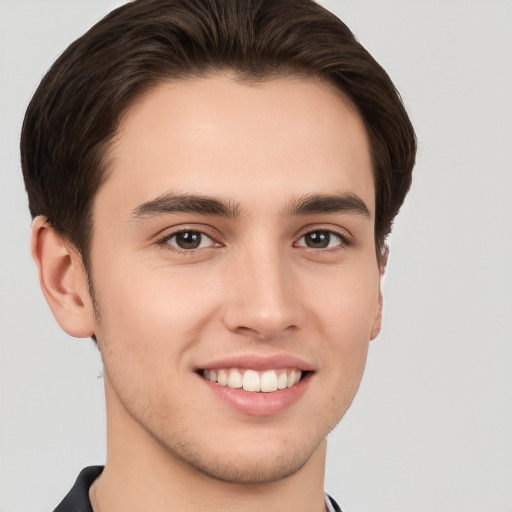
[{"xmin": 32, "ymin": 75, "xmax": 384, "ymax": 512}]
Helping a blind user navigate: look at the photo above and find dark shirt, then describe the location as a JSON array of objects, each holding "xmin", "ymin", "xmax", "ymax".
[{"xmin": 53, "ymin": 466, "xmax": 343, "ymax": 512}]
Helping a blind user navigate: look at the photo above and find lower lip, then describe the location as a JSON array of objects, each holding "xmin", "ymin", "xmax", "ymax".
[{"xmin": 199, "ymin": 373, "xmax": 312, "ymax": 416}]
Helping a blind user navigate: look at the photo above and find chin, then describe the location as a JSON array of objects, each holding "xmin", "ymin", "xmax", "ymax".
[
  {"xmin": 177, "ymin": 442, "xmax": 317, "ymax": 485},
  {"xmin": 155, "ymin": 419, "xmax": 333, "ymax": 486}
]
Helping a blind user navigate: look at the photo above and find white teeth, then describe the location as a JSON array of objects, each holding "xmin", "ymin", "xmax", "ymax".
[
  {"xmin": 243, "ymin": 370, "xmax": 260, "ymax": 392},
  {"xmin": 260, "ymin": 370, "xmax": 278, "ymax": 392},
  {"xmin": 202, "ymin": 368, "xmax": 304, "ymax": 393},
  {"xmin": 277, "ymin": 372, "xmax": 288, "ymax": 390},
  {"xmin": 217, "ymin": 369, "xmax": 228, "ymax": 386},
  {"xmin": 287, "ymin": 370, "xmax": 296, "ymax": 388},
  {"xmin": 227, "ymin": 369, "xmax": 243, "ymax": 389}
]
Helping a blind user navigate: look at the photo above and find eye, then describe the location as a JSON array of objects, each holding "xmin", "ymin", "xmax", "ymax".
[
  {"xmin": 164, "ymin": 230, "xmax": 216, "ymax": 250},
  {"xmin": 295, "ymin": 230, "xmax": 344, "ymax": 249}
]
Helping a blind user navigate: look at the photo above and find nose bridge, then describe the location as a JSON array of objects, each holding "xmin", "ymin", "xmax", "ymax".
[{"xmin": 222, "ymin": 242, "xmax": 299, "ymax": 339}]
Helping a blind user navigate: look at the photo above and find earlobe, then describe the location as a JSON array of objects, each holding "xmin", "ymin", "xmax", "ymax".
[{"xmin": 31, "ymin": 216, "xmax": 95, "ymax": 338}]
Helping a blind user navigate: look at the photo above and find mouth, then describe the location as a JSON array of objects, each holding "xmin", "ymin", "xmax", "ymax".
[
  {"xmin": 196, "ymin": 355, "xmax": 314, "ymax": 415},
  {"xmin": 199, "ymin": 367, "xmax": 307, "ymax": 393}
]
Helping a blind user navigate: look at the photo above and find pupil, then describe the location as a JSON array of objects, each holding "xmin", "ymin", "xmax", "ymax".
[
  {"xmin": 176, "ymin": 231, "xmax": 201, "ymax": 249},
  {"xmin": 306, "ymin": 231, "xmax": 329, "ymax": 248}
]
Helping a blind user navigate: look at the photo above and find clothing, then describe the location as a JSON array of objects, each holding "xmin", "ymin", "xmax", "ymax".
[
  {"xmin": 53, "ymin": 466, "xmax": 101, "ymax": 512},
  {"xmin": 53, "ymin": 466, "xmax": 343, "ymax": 512},
  {"xmin": 325, "ymin": 493, "xmax": 343, "ymax": 512}
]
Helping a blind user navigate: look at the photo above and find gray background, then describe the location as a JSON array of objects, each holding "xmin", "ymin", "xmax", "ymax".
[{"xmin": 1, "ymin": 1, "xmax": 511, "ymax": 511}]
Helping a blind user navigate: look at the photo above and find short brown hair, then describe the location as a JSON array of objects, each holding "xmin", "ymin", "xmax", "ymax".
[{"xmin": 21, "ymin": 0, "xmax": 416, "ymax": 265}]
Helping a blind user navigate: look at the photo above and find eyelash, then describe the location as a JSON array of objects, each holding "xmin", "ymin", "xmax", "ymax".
[
  {"xmin": 156, "ymin": 226, "xmax": 351, "ymax": 254},
  {"xmin": 157, "ymin": 228, "xmax": 220, "ymax": 254},
  {"xmin": 294, "ymin": 228, "xmax": 351, "ymax": 251}
]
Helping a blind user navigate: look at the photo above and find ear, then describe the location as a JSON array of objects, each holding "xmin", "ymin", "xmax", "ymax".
[
  {"xmin": 370, "ymin": 289, "xmax": 383, "ymax": 341},
  {"xmin": 31, "ymin": 216, "xmax": 95, "ymax": 338},
  {"xmin": 370, "ymin": 245, "xmax": 389, "ymax": 341}
]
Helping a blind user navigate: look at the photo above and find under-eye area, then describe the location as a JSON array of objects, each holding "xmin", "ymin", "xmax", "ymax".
[{"xmin": 199, "ymin": 368, "xmax": 311, "ymax": 393}]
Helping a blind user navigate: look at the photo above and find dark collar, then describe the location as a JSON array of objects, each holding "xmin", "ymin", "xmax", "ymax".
[
  {"xmin": 53, "ymin": 466, "xmax": 343, "ymax": 512},
  {"xmin": 53, "ymin": 466, "xmax": 103, "ymax": 512}
]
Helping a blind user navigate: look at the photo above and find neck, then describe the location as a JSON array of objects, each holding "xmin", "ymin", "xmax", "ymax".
[{"xmin": 95, "ymin": 379, "xmax": 327, "ymax": 512}]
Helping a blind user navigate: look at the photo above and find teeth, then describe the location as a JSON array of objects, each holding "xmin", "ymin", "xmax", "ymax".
[
  {"xmin": 227, "ymin": 369, "xmax": 243, "ymax": 389},
  {"xmin": 260, "ymin": 370, "xmax": 278, "ymax": 392},
  {"xmin": 202, "ymin": 368, "xmax": 303, "ymax": 393},
  {"xmin": 217, "ymin": 369, "xmax": 228, "ymax": 386},
  {"xmin": 277, "ymin": 372, "xmax": 288, "ymax": 390},
  {"xmin": 243, "ymin": 370, "xmax": 260, "ymax": 392}
]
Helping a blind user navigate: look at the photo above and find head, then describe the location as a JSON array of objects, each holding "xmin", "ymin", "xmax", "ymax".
[
  {"xmin": 21, "ymin": 0, "xmax": 415, "ymax": 270},
  {"xmin": 22, "ymin": 0, "xmax": 416, "ymax": 487}
]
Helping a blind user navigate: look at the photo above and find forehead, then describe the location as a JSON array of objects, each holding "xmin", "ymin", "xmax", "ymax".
[{"xmin": 98, "ymin": 75, "xmax": 374, "ymax": 218}]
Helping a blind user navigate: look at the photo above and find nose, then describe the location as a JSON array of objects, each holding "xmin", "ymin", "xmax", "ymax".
[{"xmin": 221, "ymin": 247, "xmax": 302, "ymax": 340}]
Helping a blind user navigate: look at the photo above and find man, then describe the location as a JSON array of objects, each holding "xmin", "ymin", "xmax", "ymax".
[{"xmin": 20, "ymin": 0, "xmax": 416, "ymax": 510}]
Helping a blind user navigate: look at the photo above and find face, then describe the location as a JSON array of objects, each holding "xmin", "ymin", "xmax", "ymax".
[{"xmin": 87, "ymin": 75, "xmax": 382, "ymax": 483}]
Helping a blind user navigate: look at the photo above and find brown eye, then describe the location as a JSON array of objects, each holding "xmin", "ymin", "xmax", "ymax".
[
  {"xmin": 296, "ymin": 230, "xmax": 343, "ymax": 249},
  {"xmin": 166, "ymin": 231, "xmax": 212, "ymax": 250}
]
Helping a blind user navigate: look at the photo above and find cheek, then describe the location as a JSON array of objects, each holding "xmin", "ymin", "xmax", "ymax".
[
  {"xmin": 305, "ymin": 266, "xmax": 379, "ymax": 381},
  {"xmin": 305, "ymin": 264, "xmax": 380, "ymax": 337},
  {"xmin": 91, "ymin": 261, "xmax": 220, "ymax": 353}
]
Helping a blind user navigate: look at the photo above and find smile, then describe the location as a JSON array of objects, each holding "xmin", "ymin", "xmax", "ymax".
[{"xmin": 201, "ymin": 368, "xmax": 303, "ymax": 393}]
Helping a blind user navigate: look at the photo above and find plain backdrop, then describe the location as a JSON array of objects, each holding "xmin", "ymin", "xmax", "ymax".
[{"xmin": 1, "ymin": 1, "xmax": 511, "ymax": 511}]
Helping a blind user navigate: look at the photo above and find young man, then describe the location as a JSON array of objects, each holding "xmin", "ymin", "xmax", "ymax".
[{"xmin": 21, "ymin": 0, "xmax": 416, "ymax": 510}]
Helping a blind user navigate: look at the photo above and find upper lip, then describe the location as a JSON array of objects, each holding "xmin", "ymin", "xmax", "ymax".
[{"xmin": 197, "ymin": 354, "xmax": 315, "ymax": 372}]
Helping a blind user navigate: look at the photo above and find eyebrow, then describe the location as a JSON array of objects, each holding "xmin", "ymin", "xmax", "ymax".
[
  {"xmin": 285, "ymin": 193, "xmax": 371, "ymax": 218},
  {"xmin": 129, "ymin": 193, "xmax": 241, "ymax": 220},
  {"xmin": 129, "ymin": 191, "xmax": 371, "ymax": 221}
]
